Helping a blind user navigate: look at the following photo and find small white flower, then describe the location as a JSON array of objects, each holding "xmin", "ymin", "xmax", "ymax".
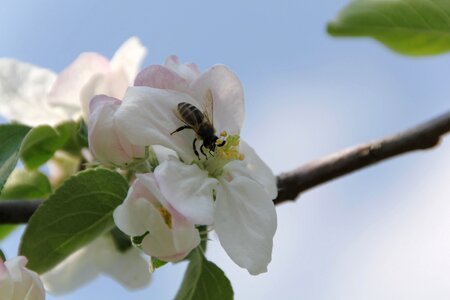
[
  {"xmin": 0, "ymin": 37, "xmax": 146, "ymax": 126},
  {"xmin": 100, "ymin": 57, "xmax": 278, "ymax": 275},
  {"xmin": 41, "ymin": 235, "xmax": 151, "ymax": 294},
  {"xmin": 0, "ymin": 256, "xmax": 45, "ymax": 300},
  {"xmin": 114, "ymin": 173, "xmax": 201, "ymax": 262}
]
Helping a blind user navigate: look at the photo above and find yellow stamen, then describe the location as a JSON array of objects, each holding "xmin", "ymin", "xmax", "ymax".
[
  {"xmin": 220, "ymin": 131, "xmax": 228, "ymax": 137},
  {"xmin": 158, "ymin": 207, "xmax": 172, "ymax": 228}
]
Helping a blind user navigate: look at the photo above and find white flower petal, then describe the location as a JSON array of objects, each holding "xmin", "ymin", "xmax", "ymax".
[
  {"xmin": 140, "ymin": 204, "xmax": 200, "ymax": 262},
  {"xmin": 3, "ymin": 256, "xmax": 45, "ymax": 300},
  {"xmin": 47, "ymin": 52, "xmax": 110, "ymax": 119},
  {"xmin": 214, "ymin": 175, "xmax": 277, "ymax": 275},
  {"xmin": 41, "ymin": 246, "xmax": 99, "ymax": 294},
  {"xmin": 229, "ymin": 140, "xmax": 278, "ymax": 200},
  {"xmin": 0, "ymin": 58, "xmax": 66, "ymax": 126},
  {"xmin": 154, "ymin": 159, "xmax": 217, "ymax": 225},
  {"xmin": 0, "ymin": 260, "xmax": 14, "ymax": 299},
  {"xmin": 88, "ymin": 95, "xmax": 145, "ymax": 167},
  {"xmin": 79, "ymin": 70, "xmax": 129, "ymax": 120},
  {"xmin": 152, "ymin": 145, "xmax": 178, "ymax": 163},
  {"xmin": 189, "ymin": 64, "xmax": 244, "ymax": 134},
  {"xmin": 94, "ymin": 236, "xmax": 151, "ymax": 290},
  {"xmin": 164, "ymin": 55, "xmax": 200, "ymax": 83},
  {"xmin": 114, "ymin": 174, "xmax": 200, "ymax": 261},
  {"xmin": 110, "ymin": 37, "xmax": 147, "ymax": 84},
  {"xmin": 113, "ymin": 181, "xmax": 158, "ymax": 237},
  {"xmin": 115, "ymin": 86, "xmax": 203, "ymax": 162}
]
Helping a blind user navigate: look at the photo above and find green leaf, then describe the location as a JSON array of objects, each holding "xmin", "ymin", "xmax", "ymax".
[
  {"xmin": 175, "ymin": 249, "xmax": 233, "ymax": 300},
  {"xmin": 19, "ymin": 168, "xmax": 128, "ymax": 274},
  {"xmin": 150, "ymin": 257, "xmax": 168, "ymax": 270},
  {"xmin": 327, "ymin": 0, "xmax": 450, "ymax": 56},
  {"xmin": 0, "ymin": 169, "xmax": 51, "ymax": 199},
  {"xmin": 0, "ymin": 124, "xmax": 31, "ymax": 193},
  {"xmin": 56, "ymin": 121, "xmax": 88, "ymax": 156},
  {"xmin": 20, "ymin": 125, "xmax": 66, "ymax": 169},
  {"xmin": 0, "ymin": 225, "xmax": 17, "ymax": 241}
]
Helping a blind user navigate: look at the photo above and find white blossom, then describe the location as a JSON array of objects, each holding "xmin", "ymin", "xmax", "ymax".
[
  {"xmin": 113, "ymin": 173, "xmax": 201, "ymax": 262},
  {"xmin": 0, "ymin": 37, "xmax": 146, "ymax": 126},
  {"xmin": 95, "ymin": 57, "xmax": 278, "ymax": 274}
]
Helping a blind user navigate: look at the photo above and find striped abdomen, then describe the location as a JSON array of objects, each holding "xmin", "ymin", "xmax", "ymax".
[{"xmin": 177, "ymin": 102, "xmax": 205, "ymax": 127}]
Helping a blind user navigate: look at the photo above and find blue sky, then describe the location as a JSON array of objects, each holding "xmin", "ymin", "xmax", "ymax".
[{"xmin": 1, "ymin": 0, "xmax": 450, "ymax": 299}]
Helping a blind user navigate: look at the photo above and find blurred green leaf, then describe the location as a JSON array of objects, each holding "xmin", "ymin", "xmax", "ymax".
[
  {"xmin": 328, "ymin": 0, "xmax": 450, "ymax": 56},
  {"xmin": 0, "ymin": 124, "xmax": 31, "ymax": 194},
  {"xmin": 150, "ymin": 257, "xmax": 168, "ymax": 270},
  {"xmin": 175, "ymin": 248, "xmax": 233, "ymax": 300},
  {"xmin": 0, "ymin": 169, "xmax": 51, "ymax": 199},
  {"xmin": 20, "ymin": 125, "xmax": 66, "ymax": 169},
  {"xmin": 110, "ymin": 227, "xmax": 132, "ymax": 253},
  {"xmin": 0, "ymin": 225, "xmax": 17, "ymax": 241},
  {"xmin": 56, "ymin": 121, "xmax": 88, "ymax": 156},
  {"xmin": 19, "ymin": 168, "xmax": 128, "ymax": 274}
]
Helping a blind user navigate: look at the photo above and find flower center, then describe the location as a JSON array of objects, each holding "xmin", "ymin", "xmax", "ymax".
[
  {"xmin": 200, "ymin": 131, "xmax": 244, "ymax": 177},
  {"xmin": 158, "ymin": 206, "xmax": 172, "ymax": 229}
]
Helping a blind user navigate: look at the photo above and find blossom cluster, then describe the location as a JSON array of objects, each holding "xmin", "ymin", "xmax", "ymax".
[
  {"xmin": 0, "ymin": 37, "xmax": 278, "ymax": 298},
  {"xmin": 89, "ymin": 56, "xmax": 278, "ymax": 275}
]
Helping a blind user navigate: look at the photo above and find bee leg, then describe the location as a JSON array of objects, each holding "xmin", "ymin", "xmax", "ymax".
[
  {"xmin": 217, "ymin": 140, "xmax": 226, "ymax": 147},
  {"xmin": 171, "ymin": 125, "xmax": 191, "ymax": 135},
  {"xmin": 200, "ymin": 144, "xmax": 208, "ymax": 159},
  {"xmin": 193, "ymin": 138, "xmax": 200, "ymax": 160}
]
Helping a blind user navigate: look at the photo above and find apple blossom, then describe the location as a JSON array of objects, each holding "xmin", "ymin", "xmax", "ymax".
[
  {"xmin": 113, "ymin": 173, "xmax": 201, "ymax": 262},
  {"xmin": 0, "ymin": 37, "xmax": 146, "ymax": 126},
  {"xmin": 41, "ymin": 235, "xmax": 151, "ymax": 294},
  {"xmin": 89, "ymin": 57, "xmax": 278, "ymax": 275},
  {"xmin": 0, "ymin": 256, "xmax": 45, "ymax": 300}
]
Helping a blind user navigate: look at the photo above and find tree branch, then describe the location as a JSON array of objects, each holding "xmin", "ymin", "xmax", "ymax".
[
  {"xmin": 0, "ymin": 111, "xmax": 449, "ymax": 223},
  {"xmin": 275, "ymin": 110, "xmax": 450, "ymax": 204}
]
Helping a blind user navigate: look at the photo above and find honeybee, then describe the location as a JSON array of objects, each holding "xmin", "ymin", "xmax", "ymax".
[{"xmin": 171, "ymin": 90, "xmax": 225, "ymax": 159}]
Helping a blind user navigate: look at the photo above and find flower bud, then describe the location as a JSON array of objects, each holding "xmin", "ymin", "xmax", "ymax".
[{"xmin": 88, "ymin": 95, "xmax": 145, "ymax": 167}]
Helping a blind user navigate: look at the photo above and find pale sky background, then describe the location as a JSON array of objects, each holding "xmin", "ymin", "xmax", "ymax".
[{"xmin": 1, "ymin": 0, "xmax": 450, "ymax": 299}]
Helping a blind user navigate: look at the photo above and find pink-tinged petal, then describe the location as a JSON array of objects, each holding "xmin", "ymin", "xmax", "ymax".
[
  {"xmin": 88, "ymin": 95, "xmax": 145, "ymax": 167},
  {"xmin": 154, "ymin": 159, "xmax": 217, "ymax": 225},
  {"xmin": 47, "ymin": 52, "xmax": 110, "ymax": 119},
  {"xmin": 93, "ymin": 236, "xmax": 151, "ymax": 290},
  {"xmin": 227, "ymin": 141, "xmax": 278, "ymax": 200},
  {"xmin": 134, "ymin": 65, "xmax": 189, "ymax": 92},
  {"xmin": 110, "ymin": 37, "xmax": 147, "ymax": 84},
  {"xmin": 0, "ymin": 58, "xmax": 67, "ymax": 126},
  {"xmin": 214, "ymin": 175, "xmax": 277, "ymax": 275},
  {"xmin": 189, "ymin": 64, "xmax": 244, "ymax": 135},
  {"xmin": 41, "ymin": 245, "xmax": 99, "ymax": 294},
  {"xmin": 164, "ymin": 55, "xmax": 200, "ymax": 83},
  {"xmin": 114, "ymin": 174, "xmax": 200, "ymax": 261},
  {"xmin": 115, "ymin": 86, "xmax": 202, "ymax": 163}
]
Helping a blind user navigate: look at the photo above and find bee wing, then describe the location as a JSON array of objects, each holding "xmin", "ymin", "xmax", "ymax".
[
  {"xmin": 202, "ymin": 89, "xmax": 214, "ymax": 126},
  {"xmin": 173, "ymin": 106, "xmax": 189, "ymax": 126}
]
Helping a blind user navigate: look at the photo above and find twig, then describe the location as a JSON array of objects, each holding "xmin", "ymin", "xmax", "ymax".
[
  {"xmin": 275, "ymin": 110, "xmax": 450, "ymax": 204},
  {"xmin": 0, "ymin": 200, "xmax": 43, "ymax": 224},
  {"xmin": 0, "ymin": 111, "xmax": 449, "ymax": 223}
]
